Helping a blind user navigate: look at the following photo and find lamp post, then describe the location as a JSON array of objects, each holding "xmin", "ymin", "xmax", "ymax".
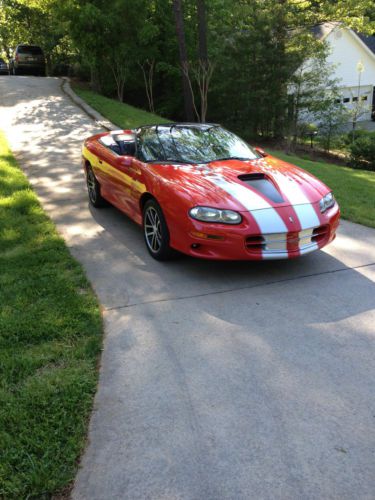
[{"xmin": 353, "ymin": 60, "xmax": 365, "ymax": 134}]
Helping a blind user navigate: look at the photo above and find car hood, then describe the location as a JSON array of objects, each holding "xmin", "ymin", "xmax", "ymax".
[{"xmin": 151, "ymin": 155, "xmax": 329, "ymax": 212}]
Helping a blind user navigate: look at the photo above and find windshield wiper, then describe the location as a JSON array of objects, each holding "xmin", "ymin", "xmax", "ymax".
[
  {"xmin": 214, "ymin": 156, "xmax": 252, "ymax": 161},
  {"xmin": 147, "ymin": 159, "xmax": 192, "ymax": 164}
]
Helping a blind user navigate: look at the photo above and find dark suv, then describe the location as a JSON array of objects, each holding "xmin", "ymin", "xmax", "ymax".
[{"xmin": 10, "ymin": 45, "xmax": 46, "ymax": 76}]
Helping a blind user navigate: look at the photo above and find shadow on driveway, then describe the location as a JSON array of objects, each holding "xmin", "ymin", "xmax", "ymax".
[{"xmin": 1, "ymin": 76, "xmax": 375, "ymax": 500}]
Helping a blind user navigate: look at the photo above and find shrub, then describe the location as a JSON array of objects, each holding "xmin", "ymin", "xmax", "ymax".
[
  {"xmin": 348, "ymin": 133, "xmax": 375, "ymax": 171},
  {"xmin": 344, "ymin": 129, "xmax": 375, "ymax": 146}
]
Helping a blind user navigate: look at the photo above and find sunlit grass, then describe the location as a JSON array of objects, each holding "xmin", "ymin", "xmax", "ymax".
[
  {"xmin": 0, "ymin": 132, "xmax": 102, "ymax": 497},
  {"xmin": 73, "ymin": 86, "xmax": 170, "ymax": 129},
  {"xmin": 268, "ymin": 150, "xmax": 375, "ymax": 228}
]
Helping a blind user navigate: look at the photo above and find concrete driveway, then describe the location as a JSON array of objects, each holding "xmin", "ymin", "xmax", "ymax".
[{"xmin": 1, "ymin": 76, "xmax": 374, "ymax": 500}]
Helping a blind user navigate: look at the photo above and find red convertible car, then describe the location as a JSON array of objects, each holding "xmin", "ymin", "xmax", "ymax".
[{"xmin": 82, "ymin": 123, "xmax": 340, "ymax": 260}]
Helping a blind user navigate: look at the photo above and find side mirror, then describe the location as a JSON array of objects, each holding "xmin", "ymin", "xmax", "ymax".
[
  {"xmin": 255, "ymin": 147, "xmax": 268, "ymax": 158},
  {"xmin": 121, "ymin": 156, "xmax": 133, "ymax": 167}
]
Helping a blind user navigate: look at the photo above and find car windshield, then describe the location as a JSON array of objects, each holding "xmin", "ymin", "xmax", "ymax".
[
  {"xmin": 18, "ymin": 46, "xmax": 43, "ymax": 55},
  {"xmin": 136, "ymin": 125, "xmax": 260, "ymax": 163}
]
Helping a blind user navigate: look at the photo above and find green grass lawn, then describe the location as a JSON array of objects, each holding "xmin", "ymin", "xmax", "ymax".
[
  {"xmin": 268, "ymin": 150, "xmax": 375, "ymax": 228},
  {"xmin": 73, "ymin": 87, "xmax": 375, "ymax": 229},
  {"xmin": 0, "ymin": 132, "xmax": 102, "ymax": 498},
  {"xmin": 73, "ymin": 86, "xmax": 170, "ymax": 129}
]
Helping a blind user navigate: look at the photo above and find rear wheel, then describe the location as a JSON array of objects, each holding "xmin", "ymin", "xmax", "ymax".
[
  {"xmin": 86, "ymin": 165, "xmax": 106, "ymax": 208},
  {"xmin": 143, "ymin": 199, "xmax": 174, "ymax": 261}
]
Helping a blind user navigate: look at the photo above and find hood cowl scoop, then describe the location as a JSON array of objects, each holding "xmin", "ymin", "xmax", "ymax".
[{"xmin": 238, "ymin": 173, "xmax": 284, "ymax": 204}]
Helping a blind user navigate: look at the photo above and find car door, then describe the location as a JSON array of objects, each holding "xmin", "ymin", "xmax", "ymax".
[{"xmin": 96, "ymin": 146, "xmax": 136, "ymax": 218}]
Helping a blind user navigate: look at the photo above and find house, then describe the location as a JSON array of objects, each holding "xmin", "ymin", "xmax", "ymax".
[{"xmin": 312, "ymin": 22, "xmax": 375, "ymax": 123}]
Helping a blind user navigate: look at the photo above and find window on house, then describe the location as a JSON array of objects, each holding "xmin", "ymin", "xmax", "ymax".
[
  {"xmin": 335, "ymin": 98, "xmax": 341, "ymax": 104},
  {"xmin": 343, "ymin": 97, "xmax": 350, "ymax": 103},
  {"xmin": 352, "ymin": 96, "xmax": 358, "ymax": 102},
  {"xmin": 361, "ymin": 96, "xmax": 368, "ymax": 101}
]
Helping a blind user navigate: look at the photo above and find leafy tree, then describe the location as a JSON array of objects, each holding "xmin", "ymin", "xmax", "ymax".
[
  {"xmin": 60, "ymin": 0, "xmax": 108, "ymax": 91},
  {"xmin": 173, "ymin": 0, "xmax": 195, "ymax": 120},
  {"xmin": 287, "ymin": 47, "xmax": 341, "ymax": 146},
  {"xmin": 315, "ymin": 99, "xmax": 349, "ymax": 152},
  {"xmin": 208, "ymin": 0, "xmax": 297, "ymax": 137},
  {"xmin": 0, "ymin": 0, "xmax": 71, "ymax": 73},
  {"xmin": 195, "ymin": 0, "xmax": 214, "ymax": 122},
  {"xmin": 1, "ymin": 0, "xmax": 374, "ymax": 138},
  {"xmin": 349, "ymin": 94, "xmax": 372, "ymax": 134}
]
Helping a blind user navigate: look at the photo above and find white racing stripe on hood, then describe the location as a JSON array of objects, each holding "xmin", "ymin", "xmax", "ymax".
[
  {"xmin": 272, "ymin": 174, "xmax": 320, "ymax": 229},
  {"xmin": 213, "ymin": 176, "xmax": 269, "ymax": 210},
  {"xmin": 213, "ymin": 176, "xmax": 288, "ymax": 234}
]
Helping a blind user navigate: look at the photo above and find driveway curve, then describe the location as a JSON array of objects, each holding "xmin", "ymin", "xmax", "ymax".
[{"xmin": 1, "ymin": 76, "xmax": 375, "ymax": 500}]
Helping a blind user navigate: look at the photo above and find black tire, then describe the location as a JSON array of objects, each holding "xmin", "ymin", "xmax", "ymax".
[
  {"xmin": 86, "ymin": 165, "xmax": 106, "ymax": 208},
  {"xmin": 143, "ymin": 199, "xmax": 174, "ymax": 261}
]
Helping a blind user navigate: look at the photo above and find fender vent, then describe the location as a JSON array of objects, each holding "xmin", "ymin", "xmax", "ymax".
[{"xmin": 238, "ymin": 174, "xmax": 284, "ymax": 204}]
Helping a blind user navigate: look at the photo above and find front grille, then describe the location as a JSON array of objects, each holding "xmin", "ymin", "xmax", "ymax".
[
  {"xmin": 245, "ymin": 225, "xmax": 329, "ymax": 254},
  {"xmin": 312, "ymin": 225, "xmax": 329, "ymax": 243},
  {"xmin": 245, "ymin": 235, "xmax": 265, "ymax": 251}
]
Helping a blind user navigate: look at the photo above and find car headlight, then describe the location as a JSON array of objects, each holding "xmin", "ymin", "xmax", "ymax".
[
  {"xmin": 189, "ymin": 206, "xmax": 242, "ymax": 224},
  {"xmin": 319, "ymin": 192, "xmax": 335, "ymax": 213}
]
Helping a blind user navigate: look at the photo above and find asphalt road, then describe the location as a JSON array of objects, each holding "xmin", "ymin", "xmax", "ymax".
[{"xmin": 1, "ymin": 76, "xmax": 375, "ymax": 500}]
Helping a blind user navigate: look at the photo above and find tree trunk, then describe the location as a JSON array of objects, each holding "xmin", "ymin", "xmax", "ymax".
[
  {"xmin": 139, "ymin": 60, "xmax": 155, "ymax": 113},
  {"xmin": 197, "ymin": 0, "xmax": 208, "ymax": 66},
  {"xmin": 90, "ymin": 65, "xmax": 101, "ymax": 93},
  {"xmin": 326, "ymin": 127, "xmax": 331, "ymax": 152},
  {"xmin": 272, "ymin": 0, "xmax": 288, "ymax": 138},
  {"xmin": 197, "ymin": 0, "xmax": 210, "ymax": 122},
  {"xmin": 173, "ymin": 0, "xmax": 194, "ymax": 121},
  {"xmin": 45, "ymin": 53, "xmax": 52, "ymax": 76}
]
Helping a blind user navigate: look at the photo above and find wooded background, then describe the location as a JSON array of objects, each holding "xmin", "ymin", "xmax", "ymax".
[{"xmin": 1, "ymin": 0, "xmax": 374, "ymax": 140}]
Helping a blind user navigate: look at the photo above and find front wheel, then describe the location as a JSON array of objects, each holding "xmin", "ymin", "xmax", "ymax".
[{"xmin": 143, "ymin": 199, "xmax": 174, "ymax": 261}]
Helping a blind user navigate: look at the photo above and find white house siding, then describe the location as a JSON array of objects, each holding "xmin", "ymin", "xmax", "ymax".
[{"xmin": 325, "ymin": 27, "xmax": 375, "ymax": 121}]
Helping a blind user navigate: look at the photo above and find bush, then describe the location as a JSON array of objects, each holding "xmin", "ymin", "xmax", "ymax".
[
  {"xmin": 348, "ymin": 133, "xmax": 375, "ymax": 171},
  {"xmin": 344, "ymin": 129, "xmax": 375, "ymax": 146}
]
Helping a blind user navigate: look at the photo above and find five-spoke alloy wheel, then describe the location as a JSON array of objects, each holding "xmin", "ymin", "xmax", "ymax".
[{"xmin": 143, "ymin": 199, "xmax": 173, "ymax": 260}]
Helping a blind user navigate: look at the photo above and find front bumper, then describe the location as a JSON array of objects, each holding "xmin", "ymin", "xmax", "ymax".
[
  {"xmin": 15, "ymin": 62, "xmax": 45, "ymax": 71},
  {"xmin": 169, "ymin": 203, "xmax": 340, "ymax": 260}
]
